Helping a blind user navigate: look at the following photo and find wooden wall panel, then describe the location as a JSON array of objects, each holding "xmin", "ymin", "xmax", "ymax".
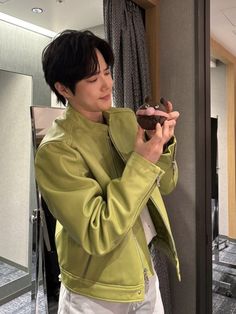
[{"xmin": 211, "ymin": 38, "xmax": 236, "ymax": 238}]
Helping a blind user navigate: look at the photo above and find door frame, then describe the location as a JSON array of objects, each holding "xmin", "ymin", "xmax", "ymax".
[{"xmin": 195, "ymin": 1, "xmax": 212, "ymax": 313}]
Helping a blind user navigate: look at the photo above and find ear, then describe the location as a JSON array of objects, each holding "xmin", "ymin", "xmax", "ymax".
[{"xmin": 54, "ymin": 82, "xmax": 72, "ymax": 99}]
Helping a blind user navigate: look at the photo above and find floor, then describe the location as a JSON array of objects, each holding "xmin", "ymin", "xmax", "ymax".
[
  {"xmin": 0, "ymin": 238, "xmax": 235, "ymax": 313},
  {"xmin": 0, "ymin": 259, "xmax": 57, "ymax": 314},
  {"xmin": 212, "ymin": 238, "xmax": 236, "ymax": 313},
  {"xmin": 0, "ymin": 261, "xmax": 27, "ymax": 287},
  {"xmin": 0, "ymin": 286, "xmax": 58, "ymax": 313}
]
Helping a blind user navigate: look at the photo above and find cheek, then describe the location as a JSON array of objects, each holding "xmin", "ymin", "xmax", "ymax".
[
  {"xmin": 74, "ymin": 88, "xmax": 92, "ymax": 105},
  {"xmin": 84, "ymin": 89, "xmax": 99, "ymax": 104},
  {"xmin": 108, "ymin": 77, "xmax": 113, "ymax": 89},
  {"xmin": 78, "ymin": 86, "xmax": 94, "ymax": 99}
]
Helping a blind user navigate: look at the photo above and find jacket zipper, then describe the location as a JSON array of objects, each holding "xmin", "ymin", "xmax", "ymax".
[
  {"xmin": 109, "ymin": 129, "xmax": 150, "ymax": 292},
  {"xmin": 132, "ymin": 230, "xmax": 149, "ymax": 293},
  {"xmin": 172, "ymin": 142, "xmax": 177, "ymax": 174}
]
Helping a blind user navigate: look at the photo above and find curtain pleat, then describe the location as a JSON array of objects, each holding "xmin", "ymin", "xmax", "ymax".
[{"xmin": 103, "ymin": 0, "xmax": 151, "ymax": 111}]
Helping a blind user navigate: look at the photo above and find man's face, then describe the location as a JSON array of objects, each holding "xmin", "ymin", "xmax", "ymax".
[{"xmin": 67, "ymin": 49, "xmax": 113, "ymax": 122}]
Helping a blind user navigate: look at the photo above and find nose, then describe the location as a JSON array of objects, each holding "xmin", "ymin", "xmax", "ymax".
[{"xmin": 101, "ymin": 74, "xmax": 113, "ymax": 90}]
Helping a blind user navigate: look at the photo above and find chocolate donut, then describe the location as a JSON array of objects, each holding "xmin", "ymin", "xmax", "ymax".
[{"xmin": 136, "ymin": 97, "xmax": 169, "ymax": 130}]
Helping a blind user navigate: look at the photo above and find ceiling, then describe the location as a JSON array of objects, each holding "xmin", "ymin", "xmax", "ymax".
[
  {"xmin": 0, "ymin": 0, "xmax": 235, "ymax": 56},
  {"xmin": 211, "ymin": 0, "xmax": 236, "ymax": 56},
  {"xmin": 0, "ymin": 0, "xmax": 104, "ymax": 34}
]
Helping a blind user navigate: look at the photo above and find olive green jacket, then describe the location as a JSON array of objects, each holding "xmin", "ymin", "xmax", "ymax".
[{"xmin": 35, "ymin": 105, "xmax": 180, "ymax": 303}]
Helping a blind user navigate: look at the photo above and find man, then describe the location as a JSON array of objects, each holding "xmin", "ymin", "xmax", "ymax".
[{"xmin": 35, "ymin": 29, "xmax": 180, "ymax": 313}]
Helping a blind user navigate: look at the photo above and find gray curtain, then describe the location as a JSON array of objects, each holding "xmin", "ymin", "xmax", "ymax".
[{"xmin": 103, "ymin": 0, "xmax": 151, "ymax": 111}]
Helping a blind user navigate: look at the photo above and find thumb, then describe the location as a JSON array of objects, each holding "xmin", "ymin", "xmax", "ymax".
[{"xmin": 136, "ymin": 125, "xmax": 145, "ymax": 144}]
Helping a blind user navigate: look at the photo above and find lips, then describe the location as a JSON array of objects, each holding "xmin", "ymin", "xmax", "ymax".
[{"xmin": 100, "ymin": 94, "xmax": 111, "ymax": 101}]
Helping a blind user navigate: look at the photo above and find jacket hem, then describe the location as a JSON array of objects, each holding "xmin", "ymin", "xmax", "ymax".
[{"xmin": 60, "ymin": 269, "xmax": 146, "ymax": 303}]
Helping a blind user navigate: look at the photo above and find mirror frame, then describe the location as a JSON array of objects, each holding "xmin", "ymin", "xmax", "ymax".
[
  {"xmin": 0, "ymin": 0, "xmax": 213, "ymax": 311},
  {"xmin": 0, "ymin": 69, "xmax": 33, "ymax": 305},
  {"xmin": 195, "ymin": 0, "xmax": 212, "ymax": 313}
]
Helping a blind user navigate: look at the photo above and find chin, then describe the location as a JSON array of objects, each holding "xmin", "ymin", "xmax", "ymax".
[{"xmin": 103, "ymin": 101, "xmax": 112, "ymax": 110}]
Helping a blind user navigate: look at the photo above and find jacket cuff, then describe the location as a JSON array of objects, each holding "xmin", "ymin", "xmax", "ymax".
[
  {"xmin": 128, "ymin": 151, "xmax": 165, "ymax": 185},
  {"xmin": 157, "ymin": 136, "xmax": 177, "ymax": 172}
]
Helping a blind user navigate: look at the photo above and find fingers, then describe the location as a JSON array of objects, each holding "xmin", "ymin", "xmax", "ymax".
[
  {"xmin": 162, "ymin": 118, "xmax": 176, "ymax": 141},
  {"xmin": 155, "ymin": 122, "xmax": 162, "ymax": 136},
  {"xmin": 145, "ymin": 123, "xmax": 164, "ymax": 147},
  {"xmin": 166, "ymin": 100, "xmax": 179, "ymax": 121},
  {"xmin": 136, "ymin": 125, "xmax": 145, "ymax": 144},
  {"xmin": 134, "ymin": 124, "xmax": 163, "ymax": 163},
  {"xmin": 163, "ymin": 119, "xmax": 176, "ymax": 133},
  {"xmin": 167, "ymin": 101, "xmax": 173, "ymax": 113},
  {"xmin": 167, "ymin": 110, "xmax": 179, "ymax": 120},
  {"xmin": 164, "ymin": 98, "xmax": 179, "ymax": 120}
]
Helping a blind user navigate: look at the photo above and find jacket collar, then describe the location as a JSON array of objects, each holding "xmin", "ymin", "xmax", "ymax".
[{"xmin": 65, "ymin": 104, "xmax": 136, "ymax": 163}]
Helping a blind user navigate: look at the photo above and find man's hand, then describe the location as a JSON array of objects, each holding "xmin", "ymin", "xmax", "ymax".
[
  {"xmin": 134, "ymin": 123, "xmax": 167, "ymax": 164},
  {"xmin": 134, "ymin": 101, "xmax": 179, "ymax": 163},
  {"xmin": 145, "ymin": 101, "xmax": 179, "ymax": 143}
]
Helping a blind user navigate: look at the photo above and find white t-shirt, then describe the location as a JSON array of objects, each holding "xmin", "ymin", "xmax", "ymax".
[{"xmin": 140, "ymin": 205, "xmax": 157, "ymax": 244}]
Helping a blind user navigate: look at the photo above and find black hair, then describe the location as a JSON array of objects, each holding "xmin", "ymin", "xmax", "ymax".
[{"xmin": 42, "ymin": 30, "xmax": 114, "ymax": 105}]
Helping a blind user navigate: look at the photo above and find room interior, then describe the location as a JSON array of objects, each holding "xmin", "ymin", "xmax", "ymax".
[
  {"xmin": 0, "ymin": 0, "xmax": 235, "ymax": 313},
  {"xmin": 210, "ymin": 37, "xmax": 236, "ymax": 310}
]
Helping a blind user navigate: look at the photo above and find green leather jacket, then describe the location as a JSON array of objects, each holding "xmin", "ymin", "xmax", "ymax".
[{"xmin": 35, "ymin": 105, "xmax": 180, "ymax": 303}]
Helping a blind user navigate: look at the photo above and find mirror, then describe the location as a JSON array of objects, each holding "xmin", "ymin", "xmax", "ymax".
[
  {"xmin": 0, "ymin": 1, "xmax": 180, "ymax": 312},
  {"xmin": 0, "ymin": 69, "xmax": 33, "ymax": 305},
  {"xmin": 210, "ymin": 1, "xmax": 236, "ymax": 311},
  {"xmin": 0, "ymin": 1, "xmax": 104, "ymax": 313}
]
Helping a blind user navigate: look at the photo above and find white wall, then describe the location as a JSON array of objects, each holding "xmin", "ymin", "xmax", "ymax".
[
  {"xmin": 0, "ymin": 19, "xmax": 51, "ymax": 106},
  {"xmin": 0, "ymin": 70, "xmax": 32, "ymax": 268},
  {"xmin": 210, "ymin": 61, "xmax": 228, "ymax": 236}
]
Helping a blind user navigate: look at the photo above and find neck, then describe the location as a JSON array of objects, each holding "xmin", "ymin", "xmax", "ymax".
[
  {"xmin": 73, "ymin": 106, "xmax": 104, "ymax": 123},
  {"xmin": 85, "ymin": 111, "xmax": 104, "ymax": 123}
]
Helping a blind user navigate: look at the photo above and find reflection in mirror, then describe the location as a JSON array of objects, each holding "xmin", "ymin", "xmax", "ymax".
[
  {"xmin": 31, "ymin": 106, "xmax": 65, "ymax": 313},
  {"xmin": 210, "ymin": 2, "xmax": 236, "ymax": 309},
  {"xmin": 0, "ymin": 70, "xmax": 32, "ymax": 305},
  {"xmin": 0, "ymin": 1, "xmax": 104, "ymax": 312}
]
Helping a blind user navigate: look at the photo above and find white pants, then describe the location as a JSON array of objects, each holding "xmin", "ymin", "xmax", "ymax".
[{"xmin": 57, "ymin": 272, "xmax": 164, "ymax": 314}]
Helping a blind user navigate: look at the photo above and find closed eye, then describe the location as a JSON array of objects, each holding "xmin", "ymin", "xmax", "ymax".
[
  {"xmin": 104, "ymin": 69, "xmax": 111, "ymax": 76},
  {"xmin": 87, "ymin": 76, "xmax": 98, "ymax": 83}
]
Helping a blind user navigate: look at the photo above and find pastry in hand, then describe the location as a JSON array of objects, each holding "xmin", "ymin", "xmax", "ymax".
[{"xmin": 136, "ymin": 97, "xmax": 169, "ymax": 130}]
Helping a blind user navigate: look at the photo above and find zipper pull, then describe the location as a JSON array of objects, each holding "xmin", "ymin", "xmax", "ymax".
[{"xmin": 144, "ymin": 268, "xmax": 149, "ymax": 293}]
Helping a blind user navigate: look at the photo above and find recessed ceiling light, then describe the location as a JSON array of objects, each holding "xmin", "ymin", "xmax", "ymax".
[{"xmin": 32, "ymin": 7, "xmax": 43, "ymax": 14}]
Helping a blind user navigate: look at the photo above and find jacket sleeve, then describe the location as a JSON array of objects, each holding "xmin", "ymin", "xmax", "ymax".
[
  {"xmin": 156, "ymin": 136, "xmax": 178, "ymax": 195},
  {"xmin": 35, "ymin": 141, "xmax": 165, "ymax": 256}
]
